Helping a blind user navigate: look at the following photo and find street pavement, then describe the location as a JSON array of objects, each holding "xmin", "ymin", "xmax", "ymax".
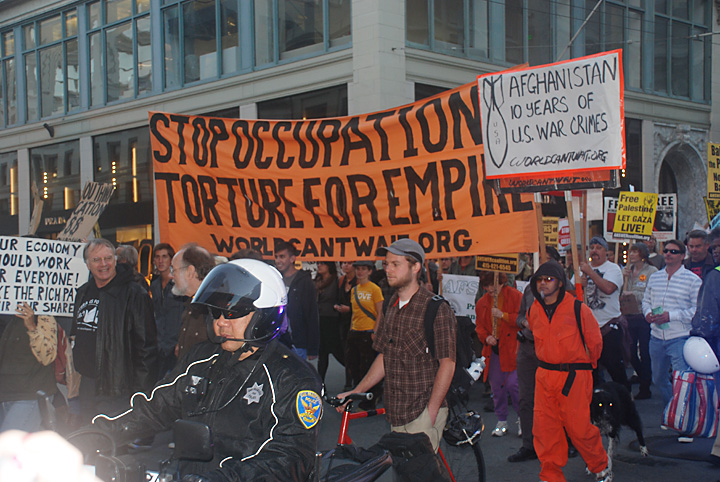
[
  {"xmin": 129, "ymin": 356, "xmax": 720, "ymax": 481},
  {"xmin": 319, "ymin": 357, "xmax": 720, "ymax": 482}
]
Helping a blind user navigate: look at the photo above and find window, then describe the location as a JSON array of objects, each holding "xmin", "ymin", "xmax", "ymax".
[
  {"xmin": 93, "ymin": 126, "xmax": 153, "ymax": 205},
  {"xmin": 257, "ymin": 84, "xmax": 348, "ymax": 119},
  {"xmin": 407, "ymin": 0, "xmax": 488, "ymax": 59},
  {"xmin": 254, "ymin": 0, "xmax": 351, "ymax": 65},
  {"xmin": 87, "ymin": 0, "xmax": 152, "ymax": 106},
  {"xmin": 654, "ymin": 0, "xmax": 710, "ymax": 100},
  {"xmin": 0, "ymin": 151, "xmax": 18, "ymax": 234},
  {"xmin": 21, "ymin": 9, "xmax": 79, "ymax": 121},
  {"xmin": 1, "ymin": 31, "xmax": 17, "ymax": 127},
  {"xmin": 582, "ymin": 1, "xmax": 645, "ymax": 90},
  {"xmin": 30, "ymin": 140, "xmax": 81, "ymax": 212}
]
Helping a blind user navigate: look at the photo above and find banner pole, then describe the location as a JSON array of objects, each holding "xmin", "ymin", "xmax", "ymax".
[
  {"xmin": 535, "ymin": 192, "xmax": 547, "ymax": 264},
  {"xmin": 565, "ymin": 190, "xmax": 583, "ymax": 301}
]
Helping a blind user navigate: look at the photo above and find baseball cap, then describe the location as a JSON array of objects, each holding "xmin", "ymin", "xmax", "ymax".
[
  {"xmin": 352, "ymin": 260, "xmax": 375, "ymax": 268},
  {"xmin": 376, "ymin": 239, "xmax": 425, "ymax": 264},
  {"xmin": 589, "ymin": 236, "xmax": 609, "ymax": 250}
]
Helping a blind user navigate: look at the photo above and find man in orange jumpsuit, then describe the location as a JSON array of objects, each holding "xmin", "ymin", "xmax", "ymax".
[{"xmin": 527, "ymin": 260, "xmax": 610, "ymax": 482}]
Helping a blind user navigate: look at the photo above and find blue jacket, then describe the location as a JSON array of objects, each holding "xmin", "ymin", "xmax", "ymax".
[{"xmin": 691, "ymin": 267, "xmax": 720, "ymax": 355}]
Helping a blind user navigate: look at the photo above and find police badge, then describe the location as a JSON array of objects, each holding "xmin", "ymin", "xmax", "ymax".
[{"xmin": 296, "ymin": 390, "xmax": 322, "ymax": 429}]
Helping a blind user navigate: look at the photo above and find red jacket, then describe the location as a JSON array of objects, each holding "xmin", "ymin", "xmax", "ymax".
[
  {"xmin": 527, "ymin": 293, "xmax": 602, "ymax": 367},
  {"xmin": 475, "ymin": 285, "xmax": 522, "ymax": 378}
]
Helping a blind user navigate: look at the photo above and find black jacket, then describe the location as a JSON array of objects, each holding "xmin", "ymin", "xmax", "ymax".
[
  {"xmin": 285, "ymin": 270, "xmax": 320, "ymax": 356},
  {"xmin": 72, "ymin": 263, "xmax": 157, "ymax": 396},
  {"xmin": 95, "ymin": 340, "xmax": 323, "ymax": 481}
]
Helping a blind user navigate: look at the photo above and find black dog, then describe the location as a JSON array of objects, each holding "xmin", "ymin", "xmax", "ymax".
[{"xmin": 591, "ymin": 382, "xmax": 648, "ymax": 471}]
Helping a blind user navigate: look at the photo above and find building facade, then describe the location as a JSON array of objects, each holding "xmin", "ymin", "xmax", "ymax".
[{"xmin": 0, "ymin": 0, "xmax": 717, "ymax": 268}]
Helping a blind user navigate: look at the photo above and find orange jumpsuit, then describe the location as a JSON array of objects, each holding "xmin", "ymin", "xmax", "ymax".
[{"xmin": 528, "ymin": 293, "xmax": 606, "ymax": 482}]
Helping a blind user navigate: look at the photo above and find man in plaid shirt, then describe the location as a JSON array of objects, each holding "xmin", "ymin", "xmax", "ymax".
[{"xmin": 338, "ymin": 239, "xmax": 456, "ymax": 451}]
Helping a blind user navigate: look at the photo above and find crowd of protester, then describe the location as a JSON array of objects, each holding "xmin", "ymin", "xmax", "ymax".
[{"xmin": 2, "ymin": 226, "xmax": 720, "ymax": 482}]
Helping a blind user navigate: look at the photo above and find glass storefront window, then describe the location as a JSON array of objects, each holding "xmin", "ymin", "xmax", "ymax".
[
  {"xmin": 30, "ymin": 140, "xmax": 81, "ymax": 213},
  {"xmin": 163, "ymin": 6, "xmax": 180, "ymax": 89},
  {"xmin": 0, "ymin": 152, "xmax": 18, "ymax": 235},
  {"xmin": 93, "ymin": 126, "xmax": 153, "ymax": 205},
  {"xmin": 106, "ymin": 0, "xmax": 133, "ymax": 24},
  {"xmin": 435, "ymin": 0, "xmax": 464, "ymax": 52}
]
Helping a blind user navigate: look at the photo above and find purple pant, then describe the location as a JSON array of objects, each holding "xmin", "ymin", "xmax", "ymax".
[{"xmin": 488, "ymin": 354, "xmax": 520, "ymax": 421}]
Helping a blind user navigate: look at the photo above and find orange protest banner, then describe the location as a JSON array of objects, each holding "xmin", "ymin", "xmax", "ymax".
[{"xmin": 151, "ymin": 82, "xmax": 539, "ymax": 260}]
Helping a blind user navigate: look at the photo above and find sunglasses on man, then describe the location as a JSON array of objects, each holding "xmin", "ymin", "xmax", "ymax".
[
  {"xmin": 209, "ymin": 306, "xmax": 254, "ymax": 320},
  {"xmin": 663, "ymin": 248, "xmax": 682, "ymax": 255}
]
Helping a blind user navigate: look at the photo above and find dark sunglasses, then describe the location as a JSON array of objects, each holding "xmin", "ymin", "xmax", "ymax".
[
  {"xmin": 663, "ymin": 248, "xmax": 682, "ymax": 255},
  {"xmin": 537, "ymin": 276, "xmax": 556, "ymax": 283},
  {"xmin": 209, "ymin": 306, "xmax": 253, "ymax": 320}
]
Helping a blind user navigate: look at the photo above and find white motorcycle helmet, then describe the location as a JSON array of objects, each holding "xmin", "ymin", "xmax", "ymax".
[{"xmin": 683, "ymin": 336, "xmax": 720, "ymax": 374}]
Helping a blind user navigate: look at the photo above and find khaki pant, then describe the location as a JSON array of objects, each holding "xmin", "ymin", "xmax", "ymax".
[{"xmin": 391, "ymin": 406, "xmax": 448, "ymax": 452}]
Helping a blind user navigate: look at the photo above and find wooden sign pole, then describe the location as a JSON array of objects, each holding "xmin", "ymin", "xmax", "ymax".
[
  {"xmin": 565, "ymin": 190, "xmax": 584, "ymax": 301},
  {"xmin": 534, "ymin": 192, "xmax": 547, "ymax": 264}
]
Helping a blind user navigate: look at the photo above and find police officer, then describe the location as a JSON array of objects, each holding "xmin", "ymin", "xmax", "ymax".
[{"xmin": 94, "ymin": 259, "xmax": 323, "ymax": 481}]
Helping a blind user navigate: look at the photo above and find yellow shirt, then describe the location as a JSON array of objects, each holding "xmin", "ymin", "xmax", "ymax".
[{"xmin": 350, "ymin": 281, "xmax": 384, "ymax": 331}]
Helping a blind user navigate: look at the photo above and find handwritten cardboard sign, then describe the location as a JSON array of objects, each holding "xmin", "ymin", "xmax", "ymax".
[
  {"xmin": 479, "ymin": 50, "xmax": 625, "ymax": 179},
  {"xmin": 57, "ymin": 182, "xmax": 114, "ymax": 242},
  {"xmin": 612, "ymin": 192, "xmax": 658, "ymax": 240},
  {"xmin": 0, "ymin": 236, "xmax": 88, "ymax": 316}
]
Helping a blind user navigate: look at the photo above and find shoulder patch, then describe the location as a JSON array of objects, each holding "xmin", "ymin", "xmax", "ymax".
[{"xmin": 296, "ymin": 390, "xmax": 323, "ymax": 429}]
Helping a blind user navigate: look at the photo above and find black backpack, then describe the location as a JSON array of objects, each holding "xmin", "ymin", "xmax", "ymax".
[{"xmin": 423, "ymin": 295, "xmax": 477, "ymax": 406}]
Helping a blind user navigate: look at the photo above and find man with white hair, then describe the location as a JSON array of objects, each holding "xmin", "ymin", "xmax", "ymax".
[{"xmin": 71, "ymin": 239, "xmax": 157, "ymax": 421}]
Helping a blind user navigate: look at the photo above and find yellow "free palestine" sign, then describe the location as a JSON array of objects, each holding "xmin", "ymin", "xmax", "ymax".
[{"xmin": 613, "ymin": 192, "xmax": 658, "ymax": 240}]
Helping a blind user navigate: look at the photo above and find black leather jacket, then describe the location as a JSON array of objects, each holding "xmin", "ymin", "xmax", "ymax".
[
  {"xmin": 72, "ymin": 263, "xmax": 157, "ymax": 396},
  {"xmin": 95, "ymin": 340, "xmax": 323, "ymax": 481}
]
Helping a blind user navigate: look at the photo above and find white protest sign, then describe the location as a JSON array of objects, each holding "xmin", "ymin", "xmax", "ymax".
[
  {"xmin": 0, "ymin": 236, "xmax": 89, "ymax": 316},
  {"xmin": 441, "ymin": 274, "xmax": 479, "ymax": 322},
  {"xmin": 479, "ymin": 50, "xmax": 625, "ymax": 179},
  {"xmin": 57, "ymin": 182, "xmax": 115, "ymax": 241}
]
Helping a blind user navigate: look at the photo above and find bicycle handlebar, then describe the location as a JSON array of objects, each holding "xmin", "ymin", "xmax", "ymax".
[{"xmin": 325, "ymin": 392, "xmax": 373, "ymax": 406}]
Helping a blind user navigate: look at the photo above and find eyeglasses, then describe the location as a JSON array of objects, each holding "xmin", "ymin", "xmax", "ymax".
[
  {"xmin": 170, "ymin": 265, "xmax": 188, "ymax": 275},
  {"xmin": 537, "ymin": 276, "xmax": 556, "ymax": 283},
  {"xmin": 663, "ymin": 249, "xmax": 682, "ymax": 255},
  {"xmin": 209, "ymin": 306, "xmax": 254, "ymax": 320},
  {"xmin": 90, "ymin": 255, "xmax": 115, "ymax": 264}
]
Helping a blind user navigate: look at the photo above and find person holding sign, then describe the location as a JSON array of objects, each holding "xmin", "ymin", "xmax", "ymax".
[
  {"xmin": 475, "ymin": 272, "xmax": 522, "ymax": 437},
  {"xmin": 71, "ymin": 239, "xmax": 157, "ymax": 422},
  {"xmin": 579, "ymin": 236, "xmax": 630, "ymax": 390},
  {"xmin": 642, "ymin": 240, "xmax": 702, "ymax": 414}
]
